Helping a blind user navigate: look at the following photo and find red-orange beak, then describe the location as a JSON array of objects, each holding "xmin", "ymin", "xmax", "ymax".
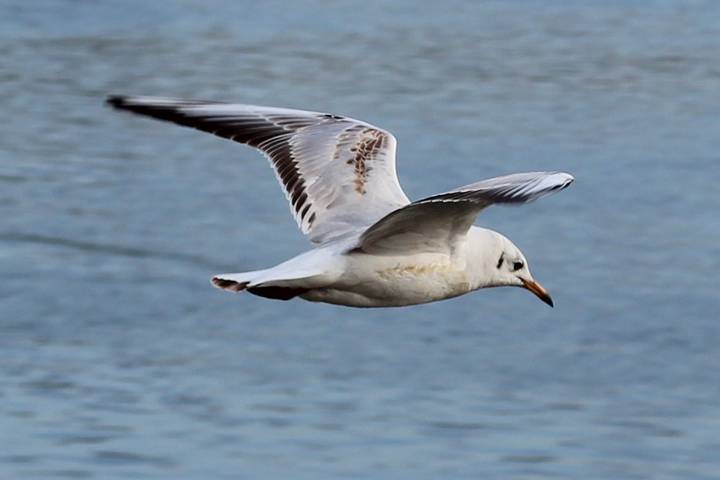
[{"xmin": 521, "ymin": 278, "xmax": 554, "ymax": 307}]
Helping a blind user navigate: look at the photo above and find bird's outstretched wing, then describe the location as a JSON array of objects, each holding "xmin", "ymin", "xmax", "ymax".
[
  {"xmin": 107, "ymin": 96, "xmax": 409, "ymax": 244},
  {"xmin": 357, "ymin": 172, "xmax": 574, "ymax": 254}
]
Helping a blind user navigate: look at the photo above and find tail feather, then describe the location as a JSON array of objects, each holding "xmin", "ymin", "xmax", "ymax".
[
  {"xmin": 211, "ymin": 273, "xmax": 309, "ymax": 301},
  {"xmin": 210, "ymin": 269, "xmax": 320, "ymax": 301},
  {"xmin": 211, "ymin": 276, "xmax": 249, "ymax": 292},
  {"xmin": 211, "ymin": 253, "xmax": 333, "ymax": 300}
]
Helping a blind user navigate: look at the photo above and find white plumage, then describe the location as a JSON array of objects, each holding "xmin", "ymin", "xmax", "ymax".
[{"xmin": 108, "ymin": 95, "xmax": 574, "ymax": 308}]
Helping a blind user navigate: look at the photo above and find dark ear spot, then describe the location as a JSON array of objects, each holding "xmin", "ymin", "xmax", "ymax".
[
  {"xmin": 496, "ymin": 253, "xmax": 504, "ymax": 269},
  {"xmin": 512, "ymin": 261, "xmax": 524, "ymax": 271}
]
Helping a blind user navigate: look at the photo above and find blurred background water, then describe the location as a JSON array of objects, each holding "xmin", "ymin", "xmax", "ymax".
[{"xmin": 2, "ymin": 0, "xmax": 720, "ymax": 478}]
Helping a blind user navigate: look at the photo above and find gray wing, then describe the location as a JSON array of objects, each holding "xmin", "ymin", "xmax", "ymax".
[
  {"xmin": 107, "ymin": 96, "xmax": 410, "ymax": 244},
  {"xmin": 357, "ymin": 172, "xmax": 574, "ymax": 254}
]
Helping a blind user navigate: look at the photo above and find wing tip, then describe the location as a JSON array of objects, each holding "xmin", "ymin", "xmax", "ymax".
[
  {"xmin": 547, "ymin": 171, "xmax": 575, "ymax": 190},
  {"xmin": 531, "ymin": 171, "xmax": 574, "ymax": 199},
  {"xmin": 106, "ymin": 94, "xmax": 128, "ymax": 109},
  {"xmin": 105, "ymin": 95, "xmax": 188, "ymax": 110},
  {"xmin": 106, "ymin": 94, "xmax": 224, "ymax": 109},
  {"xmin": 553, "ymin": 171, "xmax": 575, "ymax": 184}
]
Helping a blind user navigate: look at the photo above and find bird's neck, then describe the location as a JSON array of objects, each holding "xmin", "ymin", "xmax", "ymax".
[{"xmin": 463, "ymin": 227, "xmax": 506, "ymax": 290}]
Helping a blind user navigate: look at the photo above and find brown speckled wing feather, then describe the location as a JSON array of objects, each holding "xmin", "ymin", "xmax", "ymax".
[{"xmin": 108, "ymin": 96, "xmax": 409, "ymax": 244}]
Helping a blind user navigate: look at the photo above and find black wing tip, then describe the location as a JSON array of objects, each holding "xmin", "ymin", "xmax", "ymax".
[
  {"xmin": 105, "ymin": 95, "xmax": 188, "ymax": 120},
  {"xmin": 106, "ymin": 95, "xmax": 127, "ymax": 109},
  {"xmin": 107, "ymin": 95, "xmax": 150, "ymax": 112},
  {"xmin": 106, "ymin": 95, "xmax": 225, "ymax": 108}
]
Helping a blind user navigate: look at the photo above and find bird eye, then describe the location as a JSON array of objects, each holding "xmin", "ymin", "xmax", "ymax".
[{"xmin": 512, "ymin": 261, "xmax": 524, "ymax": 271}]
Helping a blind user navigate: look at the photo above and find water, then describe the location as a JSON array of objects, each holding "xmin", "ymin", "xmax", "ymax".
[{"xmin": 2, "ymin": 1, "xmax": 720, "ymax": 478}]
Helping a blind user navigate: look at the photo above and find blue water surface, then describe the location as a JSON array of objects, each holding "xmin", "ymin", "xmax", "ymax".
[{"xmin": 2, "ymin": 1, "xmax": 719, "ymax": 478}]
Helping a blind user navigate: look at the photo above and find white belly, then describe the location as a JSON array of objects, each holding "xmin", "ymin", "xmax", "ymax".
[{"xmin": 301, "ymin": 252, "xmax": 472, "ymax": 307}]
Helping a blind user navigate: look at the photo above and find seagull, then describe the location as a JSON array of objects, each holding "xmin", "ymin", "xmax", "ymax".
[{"xmin": 107, "ymin": 96, "xmax": 574, "ymax": 308}]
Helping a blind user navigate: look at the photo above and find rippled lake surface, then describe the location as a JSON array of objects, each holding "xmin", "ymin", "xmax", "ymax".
[{"xmin": 2, "ymin": 1, "xmax": 720, "ymax": 478}]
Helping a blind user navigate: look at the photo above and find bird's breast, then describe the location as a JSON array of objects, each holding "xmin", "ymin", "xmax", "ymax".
[{"xmin": 327, "ymin": 254, "xmax": 472, "ymax": 306}]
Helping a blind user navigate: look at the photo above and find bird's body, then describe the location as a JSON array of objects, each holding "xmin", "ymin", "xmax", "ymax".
[
  {"xmin": 108, "ymin": 95, "xmax": 574, "ymax": 308},
  {"xmin": 219, "ymin": 226, "xmax": 501, "ymax": 308},
  {"xmin": 331, "ymin": 248, "xmax": 472, "ymax": 307}
]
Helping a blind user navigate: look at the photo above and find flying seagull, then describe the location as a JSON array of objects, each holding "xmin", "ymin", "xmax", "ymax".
[{"xmin": 107, "ymin": 96, "xmax": 574, "ymax": 308}]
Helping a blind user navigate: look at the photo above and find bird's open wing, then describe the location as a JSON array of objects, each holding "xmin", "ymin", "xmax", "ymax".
[
  {"xmin": 107, "ymin": 96, "xmax": 409, "ymax": 244},
  {"xmin": 357, "ymin": 172, "xmax": 574, "ymax": 254}
]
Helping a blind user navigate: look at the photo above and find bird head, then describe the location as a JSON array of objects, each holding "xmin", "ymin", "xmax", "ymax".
[{"xmin": 487, "ymin": 233, "xmax": 554, "ymax": 307}]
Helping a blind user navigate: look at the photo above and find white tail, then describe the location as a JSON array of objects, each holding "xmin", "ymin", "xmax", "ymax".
[
  {"xmin": 211, "ymin": 273, "xmax": 256, "ymax": 293},
  {"xmin": 211, "ymin": 249, "xmax": 339, "ymax": 300}
]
